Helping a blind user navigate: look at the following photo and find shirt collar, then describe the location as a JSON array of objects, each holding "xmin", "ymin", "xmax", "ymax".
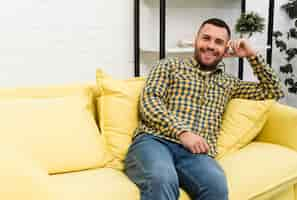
[{"xmin": 189, "ymin": 57, "xmax": 223, "ymax": 76}]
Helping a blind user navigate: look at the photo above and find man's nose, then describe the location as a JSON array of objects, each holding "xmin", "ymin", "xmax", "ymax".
[{"xmin": 206, "ymin": 41, "xmax": 215, "ymax": 50}]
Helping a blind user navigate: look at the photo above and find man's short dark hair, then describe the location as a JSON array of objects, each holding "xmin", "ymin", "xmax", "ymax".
[{"xmin": 199, "ymin": 18, "xmax": 231, "ymax": 38}]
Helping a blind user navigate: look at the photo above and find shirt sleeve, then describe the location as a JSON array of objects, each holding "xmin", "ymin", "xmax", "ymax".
[
  {"xmin": 139, "ymin": 59, "xmax": 191, "ymax": 140},
  {"xmin": 231, "ymin": 54, "xmax": 285, "ymax": 100}
]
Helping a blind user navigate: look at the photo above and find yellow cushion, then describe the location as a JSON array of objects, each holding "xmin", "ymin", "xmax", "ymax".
[
  {"xmin": 0, "ymin": 83, "xmax": 99, "ymax": 98},
  {"xmin": 0, "ymin": 95, "xmax": 107, "ymax": 174},
  {"xmin": 0, "ymin": 84, "xmax": 99, "ymax": 117},
  {"xmin": 96, "ymin": 69, "xmax": 145, "ymax": 170},
  {"xmin": 219, "ymin": 142, "xmax": 297, "ymax": 200},
  {"xmin": 0, "ymin": 144, "xmax": 54, "ymax": 200},
  {"xmin": 216, "ymin": 99, "xmax": 274, "ymax": 159}
]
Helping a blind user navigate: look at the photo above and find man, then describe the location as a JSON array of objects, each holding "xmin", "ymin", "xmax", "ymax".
[{"xmin": 124, "ymin": 18, "xmax": 284, "ymax": 200}]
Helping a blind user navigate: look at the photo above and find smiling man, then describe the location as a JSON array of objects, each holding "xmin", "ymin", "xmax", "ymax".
[{"xmin": 124, "ymin": 18, "xmax": 284, "ymax": 200}]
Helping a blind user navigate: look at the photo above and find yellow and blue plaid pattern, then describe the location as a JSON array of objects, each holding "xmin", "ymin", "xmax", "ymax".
[{"xmin": 134, "ymin": 54, "xmax": 284, "ymax": 157}]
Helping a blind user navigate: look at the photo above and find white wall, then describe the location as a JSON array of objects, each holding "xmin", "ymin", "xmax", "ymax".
[
  {"xmin": 0, "ymin": 0, "xmax": 134, "ymax": 87},
  {"xmin": 0, "ymin": 0, "xmax": 293, "ymax": 91},
  {"xmin": 243, "ymin": 0, "xmax": 270, "ymax": 82}
]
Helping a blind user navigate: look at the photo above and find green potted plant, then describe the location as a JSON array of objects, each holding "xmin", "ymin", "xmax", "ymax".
[{"xmin": 235, "ymin": 11, "xmax": 265, "ymax": 38}]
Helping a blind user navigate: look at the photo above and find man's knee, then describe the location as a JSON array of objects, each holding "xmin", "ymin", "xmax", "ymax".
[
  {"xmin": 149, "ymin": 163, "xmax": 179, "ymax": 188},
  {"xmin": 126, "ymin": 161, "xmax": 180, "ymax": 199},
  {"xmin": 147, "ymin": 163, "xmax": 180, "ymax": 199},
  {"xmin": 125, "ymin": 147, "xmax": 179, "ymax": 198}
]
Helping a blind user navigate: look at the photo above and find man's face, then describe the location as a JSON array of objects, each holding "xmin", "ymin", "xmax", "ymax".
[{"xmin": 194, "ymin": 23, "xmax": 229, "ymax": 69}]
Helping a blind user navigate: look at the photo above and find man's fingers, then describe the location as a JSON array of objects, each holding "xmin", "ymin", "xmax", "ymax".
[
  {"xmin": 194, "ymin": 142, "xmax": 208, "ymax": 154},
  {"xmin": 228, "ymin": 39, "xmax": 244, "ymax": 54},
  {"xmin": 202, "ymin": 141, "xmax": 209, "ymax": 153},
  {"xmin": 190, "ymin": 143, "xmax": 200, "ymax": 154},
  {"xmin": 191, "ymin": 146, "xmax": 198, "ymax": 154},
  {"xmin": 192, "ymin": 139, "xmax": 210, "ymax": 154},
  {"xmin": 236, "ymin": 39, "xmax": 241, "ymax": 50},
  {"xmin": 199, "ymin": 141, "xmax": 209, "ymax": 153},
  {"xmin": 187, "ymin": 143, "xmax": 196, "ymax": 154},
  {"xmin": 193, "ymin": 144, "xmax": 201, "ymax": 154},
  {"xmin": 199, "ymin": 141, "xmax": 206, "ymax": 153},
  {"xmin": 180, "ymin": 132, "xmax": 209, "ymax": 154},
  {"xmin": 233, "ymin": 39, "xmax": 246, "ymax": 51}
]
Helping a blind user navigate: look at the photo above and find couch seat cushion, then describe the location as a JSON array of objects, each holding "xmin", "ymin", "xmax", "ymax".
[
  {"xmin": 50, "ymin": 168, "xmax": 140, "ymax": 200},
  {"xmin": 219, "ymin": 142, "xmax": 297, "ymax": 200},
  {"xmin": 0, "ymin": 144, "xmax": 55, "ymax": 200},
  {"xmin": 50, "ymin": 167, "xmax": 190, "ymax": 200}
]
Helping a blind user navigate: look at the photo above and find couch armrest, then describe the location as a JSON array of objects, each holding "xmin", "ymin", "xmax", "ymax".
[
  {"xmin": 255, "ymin": 102, "xmax": 297, "ymax": 151},
  {"xmin": 0, "ymin": 145, "xmax": 54, "ymax": 200}
]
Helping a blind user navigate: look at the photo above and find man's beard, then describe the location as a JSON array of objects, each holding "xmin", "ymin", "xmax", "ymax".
[{"xmin": 194, "ymin": 48, "xmax": 223, "ymax": 71}]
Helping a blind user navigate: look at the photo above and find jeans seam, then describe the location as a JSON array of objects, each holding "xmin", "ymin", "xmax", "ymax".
[
  {"xmin": 127, "ymin": 154, "xmax": 153, "ymax": 199},
  {"xmin": 177, "ymin": 165, "xmax": 201, "ymax": 197}
]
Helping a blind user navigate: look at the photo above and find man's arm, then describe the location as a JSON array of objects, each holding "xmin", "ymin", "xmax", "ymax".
[
  {"xmin": 140, "ymin": 59, "xmax": 191, "ymax": 140},
  {"xmin": 231, "ymin": 54, "xmax": 285, "ymax": 100},
  {"xmin": 225, "ymin": 39, "xmax": 284, "ymax": 100}
]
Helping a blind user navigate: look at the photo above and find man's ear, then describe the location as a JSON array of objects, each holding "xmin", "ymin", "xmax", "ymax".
[
  {"xmin": 224, "ymin": 46, "xmax": 234, "ymax": 57},
  {"xmin": 223, "ymin": 41, "xmax": 232, "ymax": 57},
  {"xmin": 223, "ymin": 46, "xmax": 229, "ymax": 57}
]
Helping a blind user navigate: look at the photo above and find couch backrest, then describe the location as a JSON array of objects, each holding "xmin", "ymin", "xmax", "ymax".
[
  {"xmin": 0, "ymin": 83, "xmax": 100, "ymax": 118},
  {"xmin": 256, "ymin": 102, "xmax": 297, "ymax": 152}
]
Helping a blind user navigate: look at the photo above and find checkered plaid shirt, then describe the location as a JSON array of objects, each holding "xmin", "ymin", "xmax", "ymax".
[{"xmin": 134, "ymin": 54, "xmax": 284, "ymax": 157}]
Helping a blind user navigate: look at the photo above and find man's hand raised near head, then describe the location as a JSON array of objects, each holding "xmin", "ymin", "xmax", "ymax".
[
  {"xmin": 224, "ymin": 38, "xmax": 257, "ymax": 58},
  {"xmin": 178, "ymin": 131, "xmax": 209, "ymax": 154}
]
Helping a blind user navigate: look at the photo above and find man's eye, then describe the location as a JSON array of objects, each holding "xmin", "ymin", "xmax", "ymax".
[{"xmin": 216, "ymin": 41, "xmax": 224, "ymax": 45}]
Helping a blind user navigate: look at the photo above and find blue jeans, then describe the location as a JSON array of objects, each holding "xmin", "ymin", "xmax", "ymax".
[{"xmin": 124, "ymin": 133, "xmax": 228, "ymax": 200}]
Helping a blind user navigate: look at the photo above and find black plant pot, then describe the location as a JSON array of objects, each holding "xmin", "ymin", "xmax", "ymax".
[
  {"xmin": 288, "ymin": 7, "xmax": 297, "ymax": 18},
  {"xmin": 282, "ymin": 2, "xmax": 297, "ymax": 19}
]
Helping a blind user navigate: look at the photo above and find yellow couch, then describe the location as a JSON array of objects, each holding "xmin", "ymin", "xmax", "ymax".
[{"xmin": 0, "ymin": 73, "xmax": 297, "ymax": 200}]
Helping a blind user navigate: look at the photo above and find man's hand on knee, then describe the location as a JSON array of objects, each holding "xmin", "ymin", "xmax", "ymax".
[{"xmin": 178, "ymin": 131, "xmax": 209, "ymax": 154}]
